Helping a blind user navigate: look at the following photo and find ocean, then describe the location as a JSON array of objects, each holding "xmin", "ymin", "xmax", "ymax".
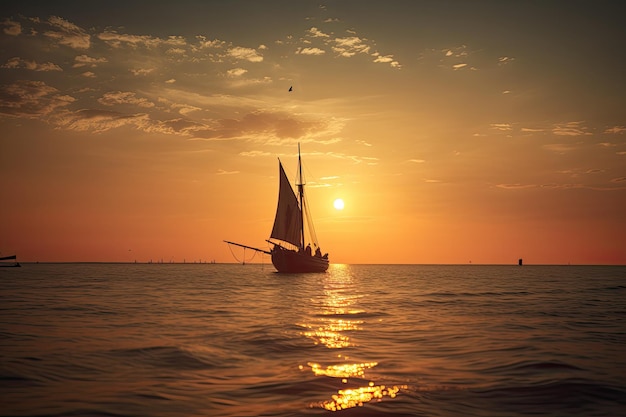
[{"xmin": 1, "ymin": 263, "xmax": 625, "ymax": 416}]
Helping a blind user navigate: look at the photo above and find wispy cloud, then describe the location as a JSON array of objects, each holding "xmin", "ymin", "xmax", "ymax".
[
  {"xmin": 604, "ymin": 126, "xmax": 625, "ymax": 134},
  {"xmin": 301, "ymin": 26, "xmax": 400, "ymax": 68},
  {"xmin": 2, "ymin": 19, "xmax": 21, "ymax": 36},
  {"xmin": 332, "ymin": 36, "xmax": 370, "ymax": 57},
  {"xmin": 43, "ymin": 16, "xmax": 91, "ymax": 49},
  {"xmin": 2, "ymin": 57, "xmax": 62, "ymax": 71},
  {"xmin": 227, "ymin": 46, "xmax": 263, "ymax": 62},
  {"xmin": 441, "ymin": 45, "xmax": 477, "ymax": 70},
  {"xmin": 0, "ymin": 13, "xmax": 400, "ymax": 142},
  {"xmin": 495, "ymin": 183, "xmax": 536, "ymax": 189},
  {"xmin": 53, "ymin": 109, "xmax": 150, "ymax": 133},
  {"xmin": 0, "ymin": 80, "xmax": 75, "ymax": 118},
  {"xmin": 97, "ymin": 30, "xmax": 174, "ymax": 49},
  {"xmin": 552, "ymin": 121, "xmax": 592, "ymax": 136},
  {"xmin": 130, "ymin": 68, "xmax": 154, "ymax": 76},
  {"xmin": 307, "ymin": 27, "xmax": 330, "ymax": 38},
  {"xmin": 216, "ymin": 169, "xmax": 239, "ymax": 175},
  {"xmin": 227, "ymin": 68, "xmax": 247, "ymax": 77},
  {"xmin": 73, "ymin": 54, "xmax": 108, "ymax": 68},
  {"xmin": 490, "ymin": 123, "xmax": 512, "ymax": 131},
  {"xmin": 296, "ymin": 47, "xmax": 325, "ymax": 55},
  {"xmin": 98, "ymin": 91, "xmax": 155, "ymax": 108}
]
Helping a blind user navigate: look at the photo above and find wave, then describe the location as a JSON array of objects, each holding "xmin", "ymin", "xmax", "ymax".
[
  {"xmin": 110, "ymin": 345, "xmax": 234, "ymax": 370},
  {"xmin": 472, "ymin": 379, "xmax": 626, "ymax": 414}
]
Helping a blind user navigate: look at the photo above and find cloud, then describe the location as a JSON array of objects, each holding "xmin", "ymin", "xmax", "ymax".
[
  {"xmin": 239, "ymin": 150, "xmax": 273, "ymax": 157},
  {"xmin": 228, "ymin": 76, "xmax": 273, "ymax": 88},
  {"xmin": 167, "ymin": 102, "xmax": 202, "ymax": 116},
  {"xmin": 372, "ymin": 53, "xmax": 400, "ymax": 68},
  {"xmin": 227, "ymin": 46, "xmax": 263, "ymax": 62},
  {"xmin": 1, "ymin": 57, "xmax": 62, "ymax": 71},
  {"xmin": 73, "ymin": 55, "xmax": 108, "ymax": 68},
  {"xmin": 2, "ymin": 19, "xmax": 21, "ymax": 36},
  {"xmin": 53, "ymin": 109, "xmax": 150, "ymax": 133},
  {"xmin": 53, "ymin": 108, "xmax": 215, "ymax": 137},
  {"xmin": 227, "ymin": 68, "xmax": 247, "ymax": 77},
  {"xmin": 296, "ymin": 47, "xmax": 325, "ymax": 55},
  {"xmin": 148, "ymin": 117, "xmax": 215, "ymax": 136},
  {"xmin": 307, "ymin": 27, "xmax": 330, "ymax": 38},
  {"xmin": 604, "ymin": 126, "xmax": 625, "ymax": 134},
  {"xmin": 212, "ymin": 110, "xmax": 331, "ymax": 141},
  {"xmin": 439, "ymin": 45, "xmax": 480, "ymax": 70},
  {"xmin": 552, "ymin": 121, "xmax": 592, "ymax": 136},
  {"xmin": 332, "ymin": 36, "xmax": 370, "ymax": 57},
  {"xmin": 0, "ymin": 13, "xmax": 407, "ymax": 141},
  {"xmin": 98, "ymin": 91, "xmax": 155, "ymax": 108},
  {"xmin": 495, "ymin": 183, "xmax": 536, "ymax": 189},
  {"xmin": 300, "ymin": 26, "xmax": 400, "ymax": 67},
  {"xmin": 43, "ymin": 16, "xmax": 90, "ymax": 49},
  {"xmin": 195, "ymin": 36, "xmax": 226, "ymax": 49},
  {"xmin": 216, "ymin": 169, "xmax": 239, "ymax": 175},
  {"xmin": 130, "ymin": 68, "xmax": 154, "ymax": 76},
  {"xmin": 97, "ymin": 31, "xmax": 167, "ymax": 49},
  {"xmin": 496, "ymin": 180, "xmax": 626, "ymax": 191},
  {"xmin": 0, "ymin": 80, "xmax": 75, "ymax": 118},
  {"xmin": 490, "ymin": 123, "xmax": 512, "ymax": 131}
]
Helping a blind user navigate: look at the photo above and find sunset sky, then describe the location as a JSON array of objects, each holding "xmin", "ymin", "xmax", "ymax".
[{"xmin": 1, "ymin": 1, "xmax": 624, "ymax": 264}]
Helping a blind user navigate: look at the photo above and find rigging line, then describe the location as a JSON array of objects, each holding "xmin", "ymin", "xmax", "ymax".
[
  {"xmin": 226, "ymin": 242, "xmax": 259, "ymax": 264},
  {"xmin": 226, "ymin": 242, "xmax": 244, "ymax": 264}
]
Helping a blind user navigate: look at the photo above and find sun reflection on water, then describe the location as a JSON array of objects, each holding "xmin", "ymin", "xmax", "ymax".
[
  {"xmin": 300, "ymin": 265, "xmax": 404, "ymax": 411},
  {"xmin": 320, "ymin": 382, "xmax": 403, "ymax": 412},
  {"xmin": 306, "ymin": 361, "xmax": 378, "ymax": 378},
  {"xmin": 300, "ymin": 317, "xmax": 362, "ymax": 349}
]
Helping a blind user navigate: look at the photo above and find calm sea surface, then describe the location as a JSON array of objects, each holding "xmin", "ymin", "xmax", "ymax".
[{"xmin": 1, "ymin": 264, "xmax": 625, "ymax": 416}]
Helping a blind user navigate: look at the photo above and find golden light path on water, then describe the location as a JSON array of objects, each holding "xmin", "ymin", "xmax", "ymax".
[{"xmin": 299, "ymin": 264, "xmax": 405, "ymax": 411}]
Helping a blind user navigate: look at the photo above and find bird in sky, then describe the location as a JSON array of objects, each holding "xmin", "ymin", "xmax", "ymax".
[{"xmin": 288, "ymin": 86, "xmax": 292, "ymax": 92}]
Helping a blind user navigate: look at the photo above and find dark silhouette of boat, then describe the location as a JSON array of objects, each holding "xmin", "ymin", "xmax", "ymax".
[
  {"xmin": 0, "ymin": 254, "xmax": 20, "ymax": 267},
  {"xmin": 225, "ymin": 145, "xmax": 328, "ymax": 273}
]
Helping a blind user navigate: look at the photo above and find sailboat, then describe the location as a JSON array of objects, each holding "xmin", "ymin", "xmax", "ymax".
[
  {"xmin": 0, "ymin": 254, "xmax": 21, "ymax": 267},
  {"xmin": 225, "ymin": 145, "xmax": 329, "ymax": 273}
]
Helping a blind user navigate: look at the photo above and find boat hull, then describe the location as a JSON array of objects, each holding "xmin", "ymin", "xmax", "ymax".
[{"xmin": 271, "ymin": 246, "xmax": 328, "ymax": 273}]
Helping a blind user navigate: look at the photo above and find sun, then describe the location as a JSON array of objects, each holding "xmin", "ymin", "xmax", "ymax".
[{"xmin": 333, "ymin": 198, "xmax": 345, "ymax": 210}]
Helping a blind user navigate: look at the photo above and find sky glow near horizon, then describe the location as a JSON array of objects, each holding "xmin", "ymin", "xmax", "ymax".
[{"xmin": 0, "ymin": 1, "xmax": 624, "ymax": 264}]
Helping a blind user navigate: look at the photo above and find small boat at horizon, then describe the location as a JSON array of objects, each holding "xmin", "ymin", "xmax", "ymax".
[
  {"xmin": 0, "ymin": 254, "xmax": 21, "ymax": 267},
  {"xmin": 226, "ymin": 144, "xmax": 329, "ymax": 273}
]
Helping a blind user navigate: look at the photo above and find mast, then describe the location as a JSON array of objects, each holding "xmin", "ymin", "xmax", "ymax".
[{"xmin": 297, "ymin": 143, "xmax": 305, "ymax": 249}]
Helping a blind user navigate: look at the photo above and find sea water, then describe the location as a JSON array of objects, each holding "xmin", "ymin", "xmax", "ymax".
[{"xmin": 1, "ymin": 263, "xmax": 625, "ymax": 416}]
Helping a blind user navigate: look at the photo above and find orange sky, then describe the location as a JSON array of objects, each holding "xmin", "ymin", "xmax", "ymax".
[{"xmin": 0, "ymin": 1, "xmax": 624, "ymax": 264}]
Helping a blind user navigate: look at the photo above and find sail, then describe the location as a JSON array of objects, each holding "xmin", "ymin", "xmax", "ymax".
[{"xmin": 270, "ymin": 161, "xmax": 302, "ymax": 247}]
